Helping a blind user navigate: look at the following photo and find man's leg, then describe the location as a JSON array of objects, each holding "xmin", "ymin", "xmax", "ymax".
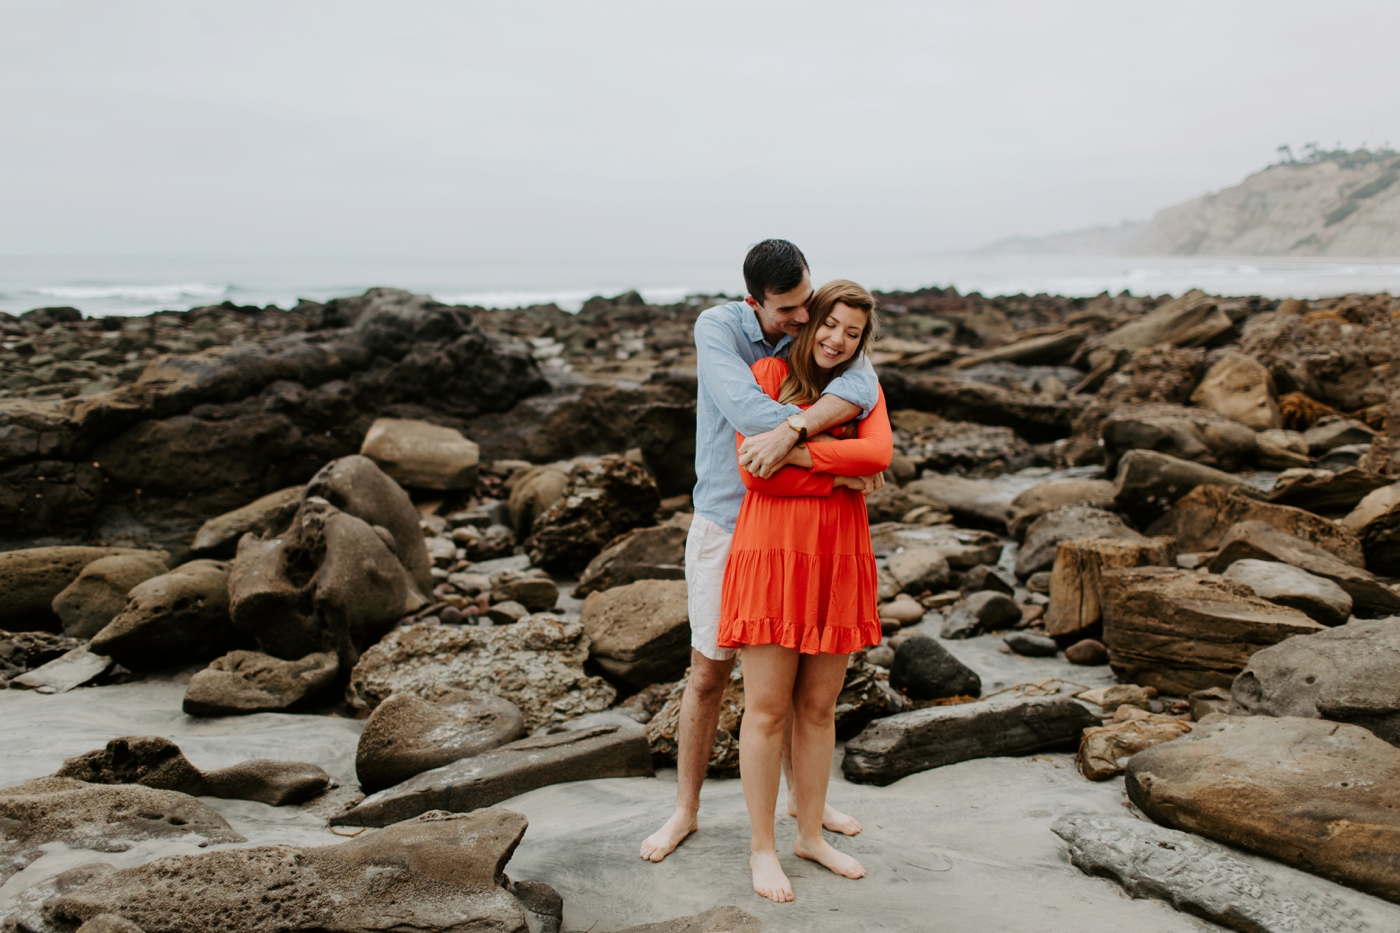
[{"xmin": 783, "ymin": 714, "xmax": 863, "ymax": 835}]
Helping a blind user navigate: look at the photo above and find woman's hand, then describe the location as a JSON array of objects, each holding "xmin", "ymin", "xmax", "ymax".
[{"xmin": 833, "ymin": 474, "xmax": 884, "ymax": 494}]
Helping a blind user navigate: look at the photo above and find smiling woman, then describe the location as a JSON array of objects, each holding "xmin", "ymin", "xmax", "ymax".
[{"xmin": 777, "ymin": 280, "xmax": 881, "ymax": 417}]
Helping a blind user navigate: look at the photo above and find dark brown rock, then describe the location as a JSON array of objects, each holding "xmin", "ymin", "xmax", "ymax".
[
  {"xmin": 1267, "ymin": 466, "xmax": 1394, "ymax": 514},
  {"xmin": 889, "ymin": 635, "xmax": 981, "ymax": 699},
  {"xmin": 1111, "ymin": 449, "xmax": 1264, "ymax": 525},
  {"xmin": 1065, "ymin": 638, "xmax": 1109, "ymax": 665},
  {"xmin": 1005, "ymin": 478, "xmax": 1117, "ymax": 541},
  {"xmin": 1015, "ymin": 505, "xmax": 1156, "ymax": 579},
  {"xmin": 940, "ymin": 591, "xmax": 1021, "ymax": 638},
  {"xmin": 1101, "ymin": 402, "xmax": 1257, "ymax": 473},
  {"xmin": 0, "ymin": 546, "xmax": 161, "ymax": 632},
  {"xmin": 89, "ymin": 559, "xmax": 240, "ymax": 669},
  {"xmin": 580, "ymin": 579, "xmax": 690, "ymax": 688},
  {"xmin": 526, "ymin": 456, "xmax": 661, "ymax": 574},
  {"xmin": 182, "ymin": 650, "xmax": 339, "ymax": 716},
  {"xmin": 1045, "ymin": 537, "xmax": 1169, "ymax": 638},
  {"xmin": 355, "ymin": 691, "xmax": 525, "ymax": 794},
  {"xmin": 573, "ymin": 523, "xmax": 687, "ymax": 598},
  {"xmin": 190, "ymin": 485, "xmax": 303, "ymax": 558},
  {"xmin": 51, "ymin": 551, "xmax": 170, "ymax": 639}
]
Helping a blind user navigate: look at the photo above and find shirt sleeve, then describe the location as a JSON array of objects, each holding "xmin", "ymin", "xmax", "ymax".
[
  {"xmin": 822, "ymin": 353, "xmax": 880, "ymax": 420},
  {"xmin": 806, "ymin": 385, "xmax": 894, "ymax": 477},
  {"xmin": 694, "ymin": 310, "xmax": 801, "ymax": 436},
  {"xmin": 735, "ymin": 356, "xmax": 835, "ymax": 497}
]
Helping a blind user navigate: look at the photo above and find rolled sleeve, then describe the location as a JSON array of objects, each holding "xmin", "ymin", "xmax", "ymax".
[{"xmin": 823, "ymin": 354, "xmax": 880, "ymax": 420}]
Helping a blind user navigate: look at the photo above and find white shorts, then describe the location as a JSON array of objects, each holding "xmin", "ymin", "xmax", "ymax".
[{"xmin": 685, "ymin": 512, "xmax": 738, "ymax": 662}]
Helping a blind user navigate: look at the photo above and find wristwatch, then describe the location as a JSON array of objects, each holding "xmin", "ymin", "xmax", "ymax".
[{"xmin": 785, "ymin": 414, "xmax": 809, "ymax": 446}]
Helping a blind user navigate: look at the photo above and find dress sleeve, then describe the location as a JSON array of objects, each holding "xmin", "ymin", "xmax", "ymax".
[
  {"xmin": 806, "ymin": 386, "xmax": 894, "ymax": 477},
  {"xmin": 736, "ymin": 358, "xmax": 836, "ymax": 497}
]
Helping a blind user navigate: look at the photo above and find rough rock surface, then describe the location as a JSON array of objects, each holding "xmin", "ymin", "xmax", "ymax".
[
  {"xmin": 1015, "ymin": 505, "xmax": 1152, "ymax": 579},
  {"xmin": 50, "ymin": 551, "xmax": 170, "ymax": 639},
  {"xmin": 886, "ymin": 546, "xmax": 951, "ymax": 595},
  {"xmin": 843, "ymin": 692, "xmax": 1098, "ymax": 786},
  {"xmin": 89, "ymin": 559, "xmax": 238, "ymax": 669},
  {"xmin": 1146, "ymin": 483, "xmax": 1365, "ymax": 565},
  {"xmin": 349, "ymin": 615, "xmax": 617, "ymax": 731},
  {"xmin": 1268, "ymin": 466, "xmax": 1394, "ymax": 514},
  {"xmin": 182, "ymin": 650, "xmax": 339, "ymax": 716},
  {"xmin": 355, "ymin": 691, "xmax": 526, "ymax": 793},
  {"xmin": 507, "ymin": 465, "xmax": 570, "ymax": 538},
  {"xmin": 526, "ymin": 456, "xmax": 661, "ymax": 574},
  {"xmin": 1342, "ymin": 482, "xmax": 1400, "ymax": 575},
  {"xmin": 1005, "ymin": 478, "xmax": 1118, "ymax": 541},
  {"xmin": 580, "ymin": 579, "xmax": 690, "ymax": 688},
  {"xmin": 889, "ymin": 635, "xmax": 982, "ymax": 699},
  {"xmin": 940, "ymin": 591, "xmax": 1021, "ymax": 639},
  {"xmin": 45, "ymin": 807, "xmax": 551, "ymax": 933},
  {"xmin": 0, "ymin": 546, "xmax": 160, "ymax": 632},
  {"xmin": 359, "ymin": 416, "xmax": 480, "ymax": 490},
  {"xmin": 190, "ymin": 485, "xmax": 303, "ymax": 558},
  {"xmin": 1044, "ymin": 537, "xmax": 1169, "ymax": 638},
  {"xmin": 1190, "ymin": 349, "xmax": 1282, "ymax": 430},
  {"xmin": 1078, "ymin": 709, "xmax": 1192, "ymax": 781},
  {"xmin": 573, "ymin": 523, "xmax": 687, "ymax": 597},
  {"xmin": 1111, "ymin": 449, "xmax": 1262, "ymax": 525},
  {"xmin": 1126, "ymin": 715, "xmax": 1400, "ymax": 904},
  {"xmin": 1232, "ymin": 619, "xmax": 1400, "ymax": 746},
  {"xmin": 1101, "ymin": 402, "xmax": 1256, "ymax": 473},
  {"xmin": 1221, "ymin": 558, "xmax": 1353, "ymax": 626},
  {"xmin": 0, "ymin": 629, "xmax": 82, "ymax": 687}
]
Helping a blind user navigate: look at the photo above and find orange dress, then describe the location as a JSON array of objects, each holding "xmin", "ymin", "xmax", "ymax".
[{"xmin": 717, "ymin": 357, "xmax": 892, "ymax": 655}]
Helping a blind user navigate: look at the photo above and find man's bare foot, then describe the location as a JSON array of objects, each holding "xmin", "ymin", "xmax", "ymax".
[
  {"xmin": 787, "ymin": 800, "xmax": 863, "ymax": 836},
  {"xmin": 640, "ymin": 810, "xmax": 697, "ymax": 862},
  {"xmin": 794, "ymin": 835, "xmax": 866, "ymax": 880},
  {"xmin": 750, "ymin": 850, "xmax": 794, "ymax": 902}
]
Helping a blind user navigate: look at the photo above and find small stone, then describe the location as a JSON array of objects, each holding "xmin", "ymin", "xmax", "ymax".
[
  {"xmin": 889, "ymin": 635, "xmax": 982, "ymax": 700},
  {"xmin": 486, "ymin": 600, "xmax": 528, "ymax": 625},
  {"xmin": 878, "ymin": 596, "xmax": 925, "ymax": 624},
  {"xmin": 886, "ymin": 546, "xmax": 951, "ymax": 594},
  {"xmin": 1027, "ymin": 571, "xmax": 1053, "ymax": 594},
  {"xmin": 940, "ymin": 591, "xmax": 1021, "ymax": 639},
  {"xmin": 1065, "ymin": 638, "xmax": 1108, "ymax": 665},
  {"xmin": 1188, "ymin": 686, "xmax": 1232, "ymax": 720},
  {"xmin": 960, "ymin": 564, "xmax": 1015, "ymax": 596},
  {"xmin": 1003, "ymin": 631, "xmax": 1057, "ymax": 657},
  {"xmin": 866, "ymin": 645, "xmax": 895, "ymax": 668},
  {"xmin": 440, "ymin": 605, "xmax": 463, "ymax": 625}
]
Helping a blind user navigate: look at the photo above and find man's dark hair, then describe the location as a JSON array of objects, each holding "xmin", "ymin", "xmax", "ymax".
[{"xmin": 743, "ymin": 239, "xmax": 809, "ymax": 305}]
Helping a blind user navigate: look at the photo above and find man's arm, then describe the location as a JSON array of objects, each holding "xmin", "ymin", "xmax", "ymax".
[
  {"xmin": 738, "ymin": 354, "xmax": 881, "ymax": 479},
  {"xmin": 694, "ymin": 311, "xmax": 798, "ymax": 437}
]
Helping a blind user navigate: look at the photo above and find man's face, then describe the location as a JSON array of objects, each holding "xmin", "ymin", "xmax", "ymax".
[{"xmin": 745, "ymin": 271, "xmax": 813, "ymax": 342}]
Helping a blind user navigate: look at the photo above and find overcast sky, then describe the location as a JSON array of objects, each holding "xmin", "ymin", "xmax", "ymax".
[{"xmin": 3, "ymin": 1, "xmax": 1398, "ymax": 268}]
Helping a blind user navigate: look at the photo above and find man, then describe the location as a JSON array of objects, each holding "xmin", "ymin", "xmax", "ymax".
[{"xmin": 640, "ymin": 239, "xmax": 883, "ymax": 862}]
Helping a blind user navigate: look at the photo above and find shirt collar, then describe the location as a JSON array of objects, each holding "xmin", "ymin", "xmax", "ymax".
[{"xmin": 737, "ymin": 301, "xmax": 793, "ymax": 353}]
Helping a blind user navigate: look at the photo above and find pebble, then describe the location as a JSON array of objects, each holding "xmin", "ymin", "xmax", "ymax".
[
  {"xmin": 1065, "ymin": 638, "xmax": 1109, "ymax": 665},
  {"xmin": 1003, "ymin": 631, "xmax": 1058, "ymax": 657}
]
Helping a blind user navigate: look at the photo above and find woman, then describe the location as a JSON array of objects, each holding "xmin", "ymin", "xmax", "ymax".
[{"xmin": 718, "ymin": 279, "xmax": 891, "ymax": 903}]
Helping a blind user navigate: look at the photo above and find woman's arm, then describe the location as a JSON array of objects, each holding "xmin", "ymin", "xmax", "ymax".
[
  {"xmin": 736, "ymin": 430, "xmax": 836, "ymax": 497},
  {"xmin": 803, "ymin": 386, "xmax": 894, "ymax": 477}
]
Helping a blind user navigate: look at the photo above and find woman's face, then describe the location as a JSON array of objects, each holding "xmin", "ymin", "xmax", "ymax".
[{"xmin": 811, "ymin": 302, "xmax": 867, "ymax": 370}]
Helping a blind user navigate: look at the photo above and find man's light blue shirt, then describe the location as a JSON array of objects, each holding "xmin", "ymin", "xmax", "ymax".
[{"xmin": 692, "ymin": 300, "xmax": 881, "ymax": 532}]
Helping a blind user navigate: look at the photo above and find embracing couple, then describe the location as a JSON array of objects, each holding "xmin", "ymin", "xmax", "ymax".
[{"xmin": 639, "ymin": 239, "xmax": 892, "ymax": 902}]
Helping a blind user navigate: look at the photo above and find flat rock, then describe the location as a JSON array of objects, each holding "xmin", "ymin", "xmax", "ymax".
[
  {"xmin": 869, "ymin": 523, "xmax": 1002, "ymax": 568},
  {"xmin": 1268, "ymin": 466, "xmax": 1394, "ymax": 514},
  {"xmin": 360, "ymin": 416, "xmax": 480, "ymax": 489},
  {"xmin": 10, "ymin": 646, "xmax": 111, "ymax": 694},
  {"xmin": 843, "ymin": 692, "xmax": 1098, "ymax": 786},
  {"xmin": 182, "ymin": 649, "xmax": 339, "ymax": 716},
  {"xmin": 1099, "ymin": 566, "xmax": 1324, "ymax": 694},
  {"xmin": 1096, "ymin": 289, "xmax": 1234, "ymax": 352},
  {"xmin": 941, "ymin": 591, "xmax": 1021, "ymax": 639},
  {"xmin": 1208, "ymin": 520, "xmax": 1400, "ymax": 616},
  {"xmin": 334, "ymin": 719, "xmax": 653, "ymax": 827},
  {"xmin": 1112, "ymin": 449, "xmax": 1262, "ymax": 525},
  {"xmin": 1190, "ymin": 349, "xmax": 1281, "ymax": 430},
  {"xmin": 1232, "ymin": 618, "xmax": 1400, "ymax": 746},
  {"xmin": 902, "ymin": 474, "xmax": 1017, "ymax": 530},
  {"xmin": 886, "ymin": 546, "xmax": 951, "ymax": 595},
  {"xmin": 0, "ymin": 629, "xmax": 81, "ymax": 687},
  {"xmin": 348, "ymin": 615, "xmax": 617, "ymax": 731},
  {"xmin": 1005, "ymin": 478, "xmax": 1117, "ymax": 541},
  {"xmin": 51, "ymin": 551, "xmax": 170, "ymax": 639},
  {"xmin": 0, "ymin": 546, "xmax": 163, "ymax": 632},
  {"xmin": 1126, "ymin": 715, "xmax": 1400, "ymax": 903},
  {"xmin": 89, "ymin": 559, "xmax": 239, "ymax": 670},
  {"xmin": 580, "ymin": 579, "xmax": 690, "ymax": 688},
  {"xmin": 1304, "ymin": 418, "xmax": 1377, "ymax": 455},
  {"xmin": 190, "ymin": 485, "xmax": 303, "ymax": 558},
  {"xmin": 889, "ymin": 635, "xmax": 982, "ymax": 699},
  {"xmin": 1221, "ymin": 558, "xmax": 1352, "ymax": 626},
  {"xmin": 573, "ymin": 523, "xmax": 687, "ymax": 598},
  {"xmin": 356, "ymin": 691, "xmax": 526, "ymax": 793},
  {"xmin": 1147, "ymin": 482, "xmax": 1365, "ymax": 566},
  {"xmin": 1015, "ymin": 505, "xmax": 1154, "ymax": 579},
  {"xmin": 1255, "ymin": 427, "xmax": 1311, "ymax": 469},
  {"xmin": 1053, "ymin": 814, "xmax": 1400, "ymax": 932},
  {"xmin": 1004, "ymin": 631, "xmax": 1058, "ymax": 657}
]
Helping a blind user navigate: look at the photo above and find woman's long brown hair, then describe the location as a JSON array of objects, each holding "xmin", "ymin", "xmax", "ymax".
[{"xmin": 778, "ymin": 279, "xmax": 880, "ymax": 409}]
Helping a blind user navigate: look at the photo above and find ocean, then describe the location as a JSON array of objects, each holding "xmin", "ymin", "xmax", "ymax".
[{"xmin": 3, "ymin": 254, "xmax": 1400, "ymax": 318}]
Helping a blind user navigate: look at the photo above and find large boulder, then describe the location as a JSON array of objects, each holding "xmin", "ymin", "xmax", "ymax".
[
  {"xmin": 1004, "ymin": 478, "xmax": 1117, "ymax": 541},
  {"xmin": 51, "ymin": 551, "xmax": 169, "ymax": 639},
  {"xmin": 1125, "ymin": 715, "xmax": 1400, "ymax": 903},
  {"xmin": 1190, "ymin": 350, "xmax": 1282, "ymax": 430},
  {"xmin": 348, "ymin": 615, "xmax": 616, "ymax": 732},
  {"xmin": 1101, "ymin": 403, "xmax": 1257, "ymax": 473},
  {"xmin": 1044, "ymin": 537, "xmax": 1169, "ymax": 638},
  {"xmin": 888, "ymin": 635, "xmax": 981, "ymax": 699},
  {"xmin": 1232, "ymin": 619, "xmax": 1400, "ymax": 745},
  {"xmin": 1065, "ymin": 344, "xmax": 1211, "ymax": 466},
  {"xmin": 572, "ymin": 523, "xmax": 687, "ymax": 598},
  {"xmin": 1221, "ymin": 559, "xmax": 1353, "ymax": 626},
  {"xmin": 45, "ymin": 808, "xmax": 556, "ymax": 933},
  {"xmin": 1099, "ymin": 566, "xmax": 1325, "ymax": 694},
  {"xmin": 89, "ymin": 560, "xmax": 238, "ymax": 669},
  {"xmin": 190, "ymin": 485, "xmax": 303, "ymax": 558},
  {"xmin": 893, "ymin": 373, "xmax": 1083, "ymax": 442},
  {"xmin": 182, "ymin": 650, "xmax": 340, "ymax": 716},
  {"xmin": 1341, "ymin": 482, "xmax": 1400, "ymax": 575},
  {"xmin": 359, "ymin": 416, "xmax": 480, "ymax": 490},
  {"xmin": 1015, "ymin": 505, "xmax": 1155, "ymax": 579},
  {"xmin": 579, "ymin": 579, "xmax": 690, "ymax": 688},
  {"xmin": 1094, "ymin": 289, "xmax": 1235, "ymax": 353},
  {"xmin": 1112, "ymin": 449, "xmax": 1263, "ymax": 525},
  {"xmin": 0, "ymin": 546, "xmax": 161, "ymax": 632},
  {"xmin": 355, "ymin": 691, "xmax": 526, "ymax": 793},
  {"xmin": 526, "ymin": 456, "xmax": 661, "ymax": 574}
]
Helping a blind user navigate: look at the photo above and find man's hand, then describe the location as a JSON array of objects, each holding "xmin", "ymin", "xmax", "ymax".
[{"xmin": 738, "ymin": 425, "xmax": 798, "ymax": 479}]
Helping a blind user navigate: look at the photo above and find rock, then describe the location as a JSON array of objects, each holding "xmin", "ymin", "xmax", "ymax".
[
  {"xmin": 0, "ymin": 776, "xmax": 243, "ymax": 885},
  {"xmin": 1231, "ymin": 619, "xmax": 1400, "ymax": 746},
  {"xmin": 50, "ymin": 551, "xmax": 170, "ymax": 639},
  {"xmin": 1099, "ymin": 566, "xmax": 1324, "ymax": 694},
  {"xmin": 355, "ymin": 691, "xmax": 526, "ymax": 793},
  {"xmin": 1078, "ymin": 710, "xmax": 1192, "ymax": 781},
  {"xmin": 1341, "ymin": 482, "xmax": 1400, "ymax": 575},
  {"xmin": 181, "ymin": 650, "xmax": 339, "ymax": 716},
  {"xmin": 889, "ymin": 635, "xmax": 982, "ymax": 699},
  {"xmin": 869, "ymin": 523, "xmax": 1002, "ymax": 568},
  {"xmin": 89, "ymin": 560, "xmax": 238, "ymax": 670},
  {"xmin": 895, "ymin": 373, "xmax": 1083, "ymax": 443},
  {"xmin": 486, "ymin": 600, "xmax": 527, "ymax": 625},
  {"xmin": 1268, "ymin": 466, "xmax": 1394, "ymax": 514},
  {"xmin": 1189, "ymin": 686, "xmax": 1232, "ymax": 720},
  {"xmin": 960, "ymin": 564, "xmax": 1014, "ymax": 596},
  {"xmin": 1015, "ymin": 505, "xmax": 1157, "ymax": 579},
  {"xmin": 526, "ymin": 456, "xmax": 661, "ymax": 574},
  {"xmin": 865, "ymin": 644, "xmax": 895, "ymax": 668},
  {"xmin": 1095, "ymin": 289, "xmax": 1235, "ymax": 353},
  {"xmin": 647, "ymin": 665, "xmax": 747, "ymax": 772},
  {"xmin": 573, "ymin": 523, "xmax": 686, "ymax": 597},
  {"xmin": 200, "ymin": 759, "xmax": 334, "ymax": 807},
  {"xmin": 1146, "ymin": 482, "xmax": 1365, "ymax": 566},
  {"xmin": 1052, "ymin": 815, "xmax": 1400, "ymax": 932},
  {"xmin": 228, "ymin": 496, "xmax": 424, "ymax": 669},
  {"xmin": 1065, "ymin": 344, "xmax": 1211, "ymax": 465},
  {"xmin": 190, "ymin": 485, "xmax": 303, "ymax": 558},
  {"xmin": 940, "ymin": 591, "xmax": 1021, "ymax": 638},
  {"xmin": 580, "ymin": 579, "xmax": 690, "ymax": 688},
  {"xmin": 1112, "ymin": 448, "xmax": 1264, "ymax": 525},
  {"xmin": 491, "ymin": 576, "xmax": 560, "ymax": 612},
  {"xmin": 1255, "ymin": 427, "xmax": 1311, "ymax": 469},
  {"xmin": 886, "ymin": 546, "xmax": 951, "ymax": 595},
  {"xmin": 1101, "ymin": 402, "xmax": 1257, "ymax": 473},
  {"xmin": 335, "ymin": 719, "xmax": 653, "ymax": 827},
  {"xmin": 1304, "ymin": 418, "xmax": 1377, "ymax": 455},
  {"xmin": 0, "ymin": 628, "xmax": 81, "ymax": 687},
  {"xmin": 864, "ymin": 482, "xmax": 919, "ymax": 524},
  {"xmin": 1190, "ymin": 350, "xmax": 1281, "ymax": 430},
  {"xmin": 1026, "ymin": 571, "xmax": 1052, "ymax": 594},
  {"xmin": 1076, "ymin": 683, "xmax": 1152, "ymax": 711},
  {"xmin": 605, "ymin": 906, "xmax": 762, "ymax": 933},
  {"xmin": 1221, "ymin": 558, "xmax": 1353, "ymax": 626},
  {"xmin": 46, "ymin": 807, "xmax": 550, "ymax": 933},
  {"xmin": 359, "ymin": 416, "xmax": 479, "ymax": 489},
  {"xmin": 1319, "ymin": 443, "xmax": 1372, "ymax": 472},
  {"xmin": 879, "ymin": 596, "xmax": 926, "ymax": 624},
  {"xmin": 902, "ymin": 474, "xmax": 1017, "ymax": 529},
  {"xmin": 894, "ymin": 412, "xmax": 1036, "ymax": 474},
  {"xmin": 1003, "ymin": 631, "xmax": 1058, "ymax": 657},
  {"xmin": 1005, "ymin": 478, "xmax": 1118, "ymax": 541},
  {"xmin": 842, "ymin": 692, "xmax": 1099, "ymax": 786},
  {"xmin": 348, "ymin": 615, "xmax": 616, "ymax": 731},
  {"xmin": 1064, "ymin": 638, "xmax": 1109, "ymax": 665},
  {"xmin": 1125, "ymin": 715, "xmax": 1400, "ymax": 903},
  {"xmin": 76, "ymin": 915, "xmax": 146, "ymax": 933},
  {"xmin": 950, "ymin": 327, "xmax": 1088, "ymax": 370},
  {"xmin": 0, "ymin": 546, "xmax": 162, "ymax": 632},
  {"xmin": 1044, "ymin": 537, "xmax": 1169, "ymax": 638},
  {"xmin": 1208, "ymin": 520, "xmax": 1400, "ymax": 616},
  {"xmin": 507, "ymin": 464, "xmax": 570, "ymax": 537},
  {"xmin": 9, "ymin": 646, "xmax": 112, "ymax": 693}
]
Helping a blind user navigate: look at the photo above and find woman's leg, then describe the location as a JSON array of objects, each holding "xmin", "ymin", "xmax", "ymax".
[
  {"xmin": 738, "ymin": 643, "xmax": 800, "ymax": 902},
  {"xmin": 790, "ymin": 652, "xmax": 865, "ymax": 879}
]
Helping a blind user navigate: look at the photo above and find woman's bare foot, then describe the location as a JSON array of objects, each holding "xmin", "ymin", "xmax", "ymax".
[
  {"xmin": 750, "ymin": 850, "xmax": 794, "ymax": 902},
  {"xmin": 787, "ymin": 799, "xmax": 863, "ymax": 835},
  {"xmin": 640, "ymin": 809, "xmax": 697, "ymax": 862},
  {"xmin": 794, "ymin": 835, "xmax": 866, "ymax": 879}
]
